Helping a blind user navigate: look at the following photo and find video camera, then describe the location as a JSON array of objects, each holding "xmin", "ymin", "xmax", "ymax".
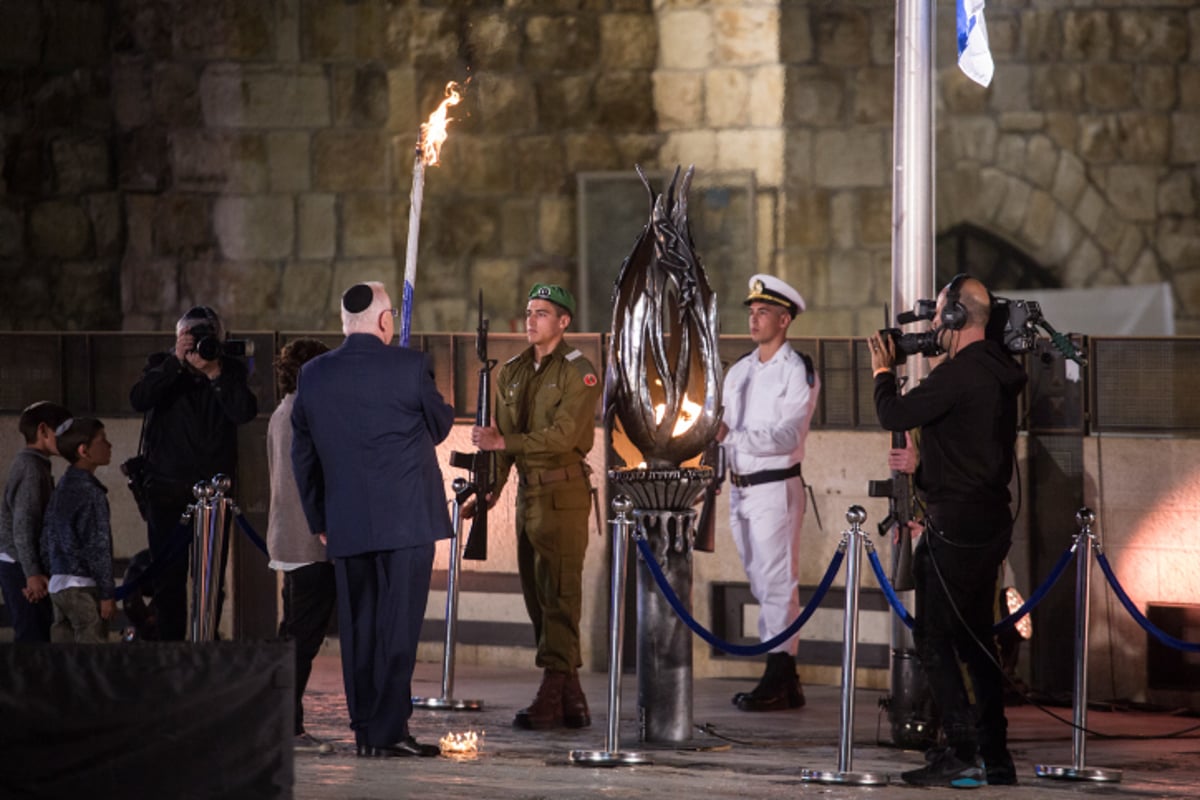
[
  {"xmin": 189, "ymin": 325, "xmax": 254, "ymax": 360},
  {"xmin": 879, "ymin": 294, "xmax": 1063, "ymax": 365}
]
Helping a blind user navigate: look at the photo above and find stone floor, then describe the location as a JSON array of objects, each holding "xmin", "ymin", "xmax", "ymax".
[{"xmin": 292, "ymin": 652, "xmax": 1200, "ymax": 799}]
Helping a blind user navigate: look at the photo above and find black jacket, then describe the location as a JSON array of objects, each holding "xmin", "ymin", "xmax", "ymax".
[
  {"xmin": 130, "ymin": 353, "xmax": 258, "ymax": 487},
  {"xmin": 874, "ymin": 339, "xmax": 1026, "ymax": 533}
]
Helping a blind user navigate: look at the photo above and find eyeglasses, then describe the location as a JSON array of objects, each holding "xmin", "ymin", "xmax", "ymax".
[{"xmin": 384, "ymin": 308, "xmax": 399, "ymax": 318}]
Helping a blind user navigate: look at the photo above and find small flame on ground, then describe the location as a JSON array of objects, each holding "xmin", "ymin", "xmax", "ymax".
[
  {"xmin": 654, "ymin": 394, "xmax": 703, "ymax": 438},
  {"xmin": 420, "ymin": 82, "xmax": 463, "ymax": 166},
  {"xmin": 439, "ymin": 729, "xmax": 482, "ymax": 757}
]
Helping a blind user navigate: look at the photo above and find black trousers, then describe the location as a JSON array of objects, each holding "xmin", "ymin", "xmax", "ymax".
[
  {"xmin": 334, "ymin": 544, "xmax": 434, "ymax": 748},
  {"xmin": 912, "ymin": 523, "xmax": 1011, "ymax": 764},
  {"xmin": 0, "ymin": 560, "xmax": 51, "ymax": 642},
  {"xmin": 279, "ymin": 561, "xmax": 336, "ymax": 735},
  {"xmin": 146, "ymin": 488, "xmax": 193, "ymax": 642}
]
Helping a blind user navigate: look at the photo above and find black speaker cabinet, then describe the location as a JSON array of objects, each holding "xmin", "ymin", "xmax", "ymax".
[{"xmin": 0, "ymin": 640, "xmax": 294, "ymax": 799}]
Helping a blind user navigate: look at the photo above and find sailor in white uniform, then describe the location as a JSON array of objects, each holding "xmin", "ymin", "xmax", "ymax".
[{"xmin": 717, "ymin": 273, "xmax": 820, "ymax": 712}]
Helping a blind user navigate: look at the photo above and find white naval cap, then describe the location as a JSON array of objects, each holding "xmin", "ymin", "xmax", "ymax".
[{"xmin": 744, "ymin": 273, "xmax": 805, "ymax": 316}]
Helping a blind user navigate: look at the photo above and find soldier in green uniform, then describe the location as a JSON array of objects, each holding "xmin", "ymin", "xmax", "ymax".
[{"xmin": 470, "ymin": 283, "xmax": 602, "ymax": 730}]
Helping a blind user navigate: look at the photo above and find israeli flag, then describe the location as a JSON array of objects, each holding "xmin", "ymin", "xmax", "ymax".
[{"xmin": 957, "ymin": 0, "xmax": 994, "ymax": 87}]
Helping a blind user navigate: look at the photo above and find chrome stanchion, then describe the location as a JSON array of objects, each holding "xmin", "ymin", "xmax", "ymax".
[
  {"xmin": 571, "ymin": 495, "xmax": 650, "ymax": 766},
  {"xmin": 801, "ymin": 506, "xmax": 889, "ymax": 786},
  {"xmin": 188, "ymin": 475, "xmax": 234, "ymax": 642},
  {"xmin": 1036, "ymin": 507, "xmax": 1123, "ymax": 782},
  {"xmin": 414, "ymin": 478, "xmax": 483, "ymax": 711}
]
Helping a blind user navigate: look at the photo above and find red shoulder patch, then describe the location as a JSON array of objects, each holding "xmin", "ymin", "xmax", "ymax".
[{"xmin": 583, "ymin": 373, "xmax": 598, "ymax": 387}]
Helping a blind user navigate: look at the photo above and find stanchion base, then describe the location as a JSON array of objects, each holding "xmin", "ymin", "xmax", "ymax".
[
  {"xmin": 799, "ymin": 768, "xmax": 890, "ymax": 786},
  {"xmin": 569, "ymin": 749, "xmax": 651, "ymax": 767},
  {"xmin": 1034, "ymin": 764, "xmax": 1123, "ymax": 782},
  {"xmin": 411, "ymin": 696, "xmax": 484, "ymax": 711}
]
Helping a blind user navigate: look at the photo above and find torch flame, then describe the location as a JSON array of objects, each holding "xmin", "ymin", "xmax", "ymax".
[
  {"xmin": 439, "ymin": 729, "xmax": 482, "ymax": 757},
  {"xmin": 420, "ymin": 82, "xmax": 462, "ymax": 166},
  {"xmin": 654, "ymin": 394, "xmax": 703, "ymax": 438}
]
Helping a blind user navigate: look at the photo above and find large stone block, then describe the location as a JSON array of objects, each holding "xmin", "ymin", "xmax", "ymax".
[
  {"xmin": 51, "ymin": 134, "xmax": 111, "ymax": 195},
  {"xmin": 703, "ymin": 69, "xmax": 749, "ymax": 128},
  {"xmin": 113, "ymin": 56, "xmax": 152, "ymax": 131},
  {"xmin": 333, "ymin": 65, "xmax": 389, "ymax": 128},
  {"xmin": 813, "ymin": 129, "xmax": 884, "ymax": 188},
  {"xmin": 716, "ymin": 129, "xmax": 783, "ymax": 187},
  {"xmin": 948, "ymin": 115, "xmax": 998, "ymax": 163},
  {"xmin": 123, "ymin": 194, "xmax": 155, "ymax": 261},
  {"xmin": 297, "ymin": 194, "xmax": 336, "ymax": 261},
  {"xmin": 213, "ymin": 196, "xmax": 295, "ymax": 260},
  {"xmin": 525, "ymin": 15, "xmax": 599, "ymax": 71},
  {"xmin": 784, "ymin": 67, "xmax": 844, "ymax": 126},
  {"xmin": 826, "ymin": 249, "xmax": 875, "ymax": 309},
  {"xmin": 594, "ymin": 75, "xmax": 655, "ymax": 135},
  {"xmin": 782, "ymin": 191, "xmax": 830, "ymax": 249},
  {"xmin": 830, "ymin": 191, "xmax": 856, "ymax": 250},
  {"xmin": 1158, "ymin": 169, "xmax": 1197, "ymax": 217},
  {"xmin": 563, "ymin": 132, "xmax": 620, "ymax": 173},
  {"xmin": 1032, "ymin": 64, "xmax": 1083, "ymax": 112},
  {"xmin": 117, "ymin": 128, "xmax": 168, "ymax": 192},
  {"xmin": 779, "ymin": 4, "xmax": 813, "ymax": 65},
  {"xmin": 1063, "ymin": 237, "xmax": 1101, "ymax": 286},
  {"xmin": 438, "ymin": 135, "xmax": 516, "ymax": 193},
  {"xmin": 714, "ymin": 5, "xmax": 778, "ymax": 67},
  {"xmin": 536, "ymin": 74, "xmax": 597, "ymax": 133},
  {"xmin": 1074, "ymin": 186, "xmax": 1106, "ymax": 236},
  {"xmin": 510, "ymin": 136, "xmax": 569, "ymax": 193},
  {"xmin": 55, "ymin": 260, "xmax": 120, "ymax": 330},
  {"xmin": 859, "ymin": 187, "xmax": 891, "ymax": 246},
  {"xmin": 1051, "ymin": 150, "xmax": 1088, "ymax": 209},
  {"xmin": 995, "ymin": 176, "xmax": 1032, "ymax": 235},
  {"xmin": 853, "ymin": 67, "xmax": 892, "ymax": 125},
  {"xmin": 1078, "ymin": 115, "xmax": 1118, "ymax": 164},
  {"xmin": 386, "ymin": 68, "xmax": 419, "ymax": 135},
  {"xmin": 748, "ymin": 65, "xmax": 785, "ymax": 128},
  {"xmin": 538, "ymin": 196, "xmax": 575, "ymax": 258},
  {"xmin": 1157, "ymin": 218, "xmax": 1200, "ymax": 273},
  {"xmin": 171, "ymin": 0, "xmax": 273, "ymax": 60},
  {"xmin": 417, "ymin": 196, "xmax": 500, "ymax": 261},
  {"xmin": 995, "ymin": 133, "xmax": 1027, "ymax": 176},
  {"xmin": 654, "ymin": 71, "xmax": 705, "ymax": 130},
  {"xmin": 1114, "ymin": 10, "xmax": 1188, "ymax": 63},
  {"xmin": 313, "ymin": 131, "xmax": 389, "ymax": 192},
  {"xmin": 200, "ymin": 65, "xmax": 331, "ymax": 129},
  {"xmin": 1020, "ymin": 188, "xmax": 1057, "ymax": 251},
  {"xmin": 0, "ymin": 203, "xmax": 21, "ymax": 259},
  {"xmin": 180, "ymin": 258, "xmax": 283, "ymax": 329},
  {"xmin": 989, "ymin": 64, "xmax": 1031, "ymax": 113},
  {"xmin": 342, "ymin": 193, "xmax": 394, "ymax": 258},
  {"xmin": 300, "ymin": 0, "xmax": 387, "ymax": 62},
  {"xmin": 121, "ymin": 255, "xmax": 178, "ymax": 317},
  {"xmin": 1113, "ymin": 113, "xmax": 1169, "ymax": 163},
  {"xmin": 812, "ymin": 8, "xmax": 867, "ymax": 68},
  {"xmin": 153, "ymin": 193, "xmax": 214, "ymax": 258},
  {"xmin": 658, "ymin": 10, "xmax": 712, "ymax": 70},
  {"xmin": 171, "ymin": 130, "xmax": 269, "ymax": 193},
  {"xmin": 601, "ymin": 13, "xmax": 658, "ymax": 70},
  {"xmin": 30, "ymin": 201, "xmax": 91, "ymax": 260},
  {"xmin": 1136, "ymin": 65, "xmax": 1177, "ymax": 112},
  {"xmin": 467, "ymin": 13, "xmax": 521, "ymax": 71},
  {"xmin": 500, "ymin": 198, "xmax": 539, "ymax": 258},
  {"xmin": 329, "ymin": 259, "xmax": 400, "ymax": 307},
  {"xmin": 1083, "ymin": 63, "xmax": 1134, "ymax": 111},
  {"xmin": 279, "ymin": 261, "xmax": 336, "ymax": 329},
  {"xmin": 1026, "ymin": 134, "xmax": 1059, "ymax": 190},
  {"xmin": 613, "ymin": 133, "xmax": 662, "ymax": 168},
  {"xmin": 940, "ymin": 69, "xmax": 989, "ymax": 115},
  {"xmin": 152, "ymin": 63, "xmax": 203, "ymax": 128},
  {"xmin": 470, "ymin": 258, "xmax": 522, "ymax": 318},
  {"xmin": 1019, "ymin": 9, "xmax": 1062, "ymax": 62},
  {"xmin": 1169, "ymin": 114, "xmax": 1200, "ymax": 164},
  {"xmin": 784, "ymin": 129, "xmax": 813, "ymax": 186},
  {"xmin": 661, "ymin": 131, "xmax": 717, "ymax": 173},
  {"xmin": 1063, "ymin": 10, "xmax": 1113, "ymax": 62},
  {"xmin": 475, "ymin": 74, "xmax": 538, "ymax": 133},
  {"xmin": 266, "ymin": 132, "xmax": 310, "ymax": 193},
  {"xmin": 1044, "ymin": 207, "xmax": 1082, "ymax": 266}
]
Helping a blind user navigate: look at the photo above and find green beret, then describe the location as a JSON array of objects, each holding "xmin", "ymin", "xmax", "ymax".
[{"xmin": 528, "ymin": 283, "xmax": 576, "ymax": 316}]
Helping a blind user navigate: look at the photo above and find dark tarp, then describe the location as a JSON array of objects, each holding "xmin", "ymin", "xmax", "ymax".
[{"xmin": 0, "ymin": 640, "xmax": 294, "ymax": 799}]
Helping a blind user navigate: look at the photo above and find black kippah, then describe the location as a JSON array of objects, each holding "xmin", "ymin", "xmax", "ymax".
[{"xmin": 342, "ymin": 284, "xmax": 373, "ymax": 313}]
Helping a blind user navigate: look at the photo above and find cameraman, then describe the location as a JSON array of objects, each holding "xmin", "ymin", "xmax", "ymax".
[
  {"xmin": 867, "ymin": 275, "xmax": 1026, "ymax": 788},
  {"xmin": 129, "ymin": 306, "xmax": 258, "ymax": 640}
]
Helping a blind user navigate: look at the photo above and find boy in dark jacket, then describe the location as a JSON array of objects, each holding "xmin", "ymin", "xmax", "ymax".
[{"xmin": 42, "ymin": 418, "xmax": 115, "ymax": 644}]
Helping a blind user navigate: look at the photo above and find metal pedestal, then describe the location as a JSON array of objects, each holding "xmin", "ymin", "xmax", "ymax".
[
  {"xmin": 1035, "ymin": 508, "xmax": 1122, "ymax": 783},
  {"xmin": 571, "ymin": 496, "xmax": 650, "ymax": 766},
  {"xmin": 187, "ymin": 475, "xmax": 234, "ymax": 643},
  {"xmin": 413, "ymin": 479, "xmax": 484, "ymax": 711},
  {"xmin": 801, "ymin": 506, "xmax": 889, "ymax": 786}
]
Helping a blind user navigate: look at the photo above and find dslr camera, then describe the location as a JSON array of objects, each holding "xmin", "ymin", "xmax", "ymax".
[
  {"xmin": 189, "ymin": 324, "xmax": 254, "ymax": 360},
  {"xmin": 878, "ymin": 299, "xmax": 941, "ymax": 365}
]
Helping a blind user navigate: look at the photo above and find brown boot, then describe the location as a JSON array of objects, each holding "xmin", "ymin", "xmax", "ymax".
[
  {"xmin": 513, "ymin": 670, "xmax": 567, "ymax": 730},
  {"xmin": 736, "ymin": 653, "xmax": 806, "ymax": 712},
  {"xmin": 562, "ymin": 671, "xmax": 591, "ymax": 729}
]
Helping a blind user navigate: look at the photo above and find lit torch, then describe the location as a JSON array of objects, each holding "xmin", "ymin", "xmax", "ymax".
[
  {"xmin": 400, "ymin": 81, "xmax": 462, "ymax": 348},
  {"xmin": 439, "ymin": 729, "xmax": 482, "ymax": 759}
]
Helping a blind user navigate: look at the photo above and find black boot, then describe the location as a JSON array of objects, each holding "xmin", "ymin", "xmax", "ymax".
[{"xmin": 735, "ymin": 652, "xmax": 805, "ymax": 712}]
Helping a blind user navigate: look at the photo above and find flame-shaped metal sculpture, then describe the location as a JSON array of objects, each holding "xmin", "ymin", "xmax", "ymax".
[{"xmin": 608, "ymin": 165, "xmax": 722, "ymax": 469}]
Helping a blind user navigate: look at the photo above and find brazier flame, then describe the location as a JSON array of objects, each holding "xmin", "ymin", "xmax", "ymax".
[
  {"xmin": 439, "ymin": 729, "xmax": 482, "ymax": 757},
  {"xmin": 420, "ymin": 82, "xmax": 462, "ymax": 166},
  {"xmin": 608, "ymin": 165, "xmax": 722, "ymax": 468}
]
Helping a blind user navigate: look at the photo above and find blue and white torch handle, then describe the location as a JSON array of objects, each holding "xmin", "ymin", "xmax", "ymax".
[{"xmin": 400, "ymin": 149, "xmax": 424, "ymax": 348}]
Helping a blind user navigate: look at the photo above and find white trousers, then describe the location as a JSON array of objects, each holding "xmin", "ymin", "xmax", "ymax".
[{"xmin": 729, "ymin": 476, "xmax": 806, "ymax": 655}]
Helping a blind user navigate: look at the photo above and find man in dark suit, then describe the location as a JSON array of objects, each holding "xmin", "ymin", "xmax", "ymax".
[{"xmin": 291, "ymin": 281, "xmax": 454, "ymax": 758}]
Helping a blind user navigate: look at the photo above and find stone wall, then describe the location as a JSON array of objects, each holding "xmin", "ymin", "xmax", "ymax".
[{"xmin": 1, "ymin": 0, "xmax": 1197, "ymax": 334}]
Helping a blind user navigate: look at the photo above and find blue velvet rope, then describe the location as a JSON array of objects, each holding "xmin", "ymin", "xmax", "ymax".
[
  {"xmin": 633, "ymin": 535, "xmax": 845, "ymax": 656},
  {"xmin": 234, "ymin": 513, "xmax": 269, "ymax": 556},
  {"xmin": 994, "ymin": 543, "xmax": 1074, "ymax": 631},
  {"xmin": 865, "ymin": 541, "xmax": 1077, "ymax": 634},
  {"xmin": 866, "ymin": 548, "xmax": 915, "ymax": 630},
  {"xmin": 1096, "ymin": 551, "xmax": 1200, "ymax": 653}
]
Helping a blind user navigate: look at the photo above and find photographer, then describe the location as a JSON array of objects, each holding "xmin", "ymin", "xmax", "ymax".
[
  {"xmin": 867, "ymin": 275, "xmax": 1025, "ymax": 788},
  {"xmin": 129, "ymin": 306, "xmax": 258, "ymax": 641}
]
